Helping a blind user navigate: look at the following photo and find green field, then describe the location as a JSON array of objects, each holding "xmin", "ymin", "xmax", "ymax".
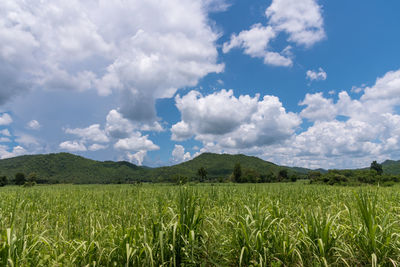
[{"xmin": 1, "ymin": 183, "xmax": 400, "ymax": 266}]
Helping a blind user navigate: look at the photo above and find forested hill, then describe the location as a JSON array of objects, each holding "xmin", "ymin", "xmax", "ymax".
[
  {"xmin": 0, "ymin": 153, "xmax": 147, "ymax": 184},
  {"xmin": 146, "ymin": 152, "xmax": 306, "ymax": 181},
  {"xmin": 0, "ymin": 152, "xmax": 311, "ymax": 184},
  {"xmin": 381, "ymin": 160, "xmax": 400, "ymax": 174}
]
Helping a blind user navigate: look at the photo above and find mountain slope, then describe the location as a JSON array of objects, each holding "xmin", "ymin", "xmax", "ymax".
[
  {"xmin": 0, "ymin": 152, "xmax": 311, "ymax": 183},
  {"xmin": 0, "ymin": 153, "xmax": 147, "ymax": 184},
  {"xmin": 145, "ymin": 153, "xmax": 306, "ymax": 181},
  {"xmin": 382, "ymin": 160, "xmax": 400, "ymax": 174}
]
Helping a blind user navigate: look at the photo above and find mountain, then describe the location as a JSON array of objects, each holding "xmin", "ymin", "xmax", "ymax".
[
  {"xmin": 147, "ymin": 153, "xmax": 304, "ymax": 181},
  {"xmin": 0, "ymin": 153, "xmax": 148, "ymax": 184},
  {"xmin": 0, "ymin": 152, "xmax": 311, "ymax": 184},
  {"xmin": 382, "ymin": 160, "xmax": 400, "ymax": 174}
]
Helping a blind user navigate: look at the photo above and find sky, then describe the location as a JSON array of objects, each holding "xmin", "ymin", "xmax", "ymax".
[{"xmin": 0, "ymin": 0, "xmax": 400, "ymax": 169}]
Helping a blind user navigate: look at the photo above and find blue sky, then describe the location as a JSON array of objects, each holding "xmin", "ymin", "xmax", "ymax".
[{"xmin": 0, "ymin": 0, "xmax": 400, "ymax": 169}]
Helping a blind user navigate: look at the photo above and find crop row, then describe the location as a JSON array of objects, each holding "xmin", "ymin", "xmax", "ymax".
[{"xmin": 1, "ymin": 183, "xmax": 400, "ymax": 266}]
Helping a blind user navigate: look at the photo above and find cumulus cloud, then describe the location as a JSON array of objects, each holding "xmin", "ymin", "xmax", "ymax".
[
  {"xmin": 276, "ymin": 68, "xmax": 400, "ymax": 168},
  {"xmin": 223, "ymin": 24, "xmax": 279, "ymax": 57},
  {"xmin": 27, "ymin": 120, "xmax": 41, "ymax": 130},
  {"xmin": 266, "ymin": 0, "xmax": 325, "ymax": 47},
  {"xmin": 126, "ymin": 150, "xmax": 147, "ymax": 166},
  {"xmin": 15, "ymin": 133, "xmax": 40, "ymax": 147},
  {"xmin": 172, "ymin": 144, "xmax": 192, "ymax": 163},
  {"xmin": 223, "ymin": 0, "xmax": 324, "ymax": 66},
  {"xmin": 172, "ymin": 89, "xmax": 301, "ymax": 149},
  {"xmin": 88, "ymin": 143, "xmax": 108, "ymax": 151},
  {"xmin": 0, "ymin": 129, "xmax": 11, "ymax": 136},
  {"xmin": 299, "ymin": 92, "xmax": 337, "ymax": 121},
  {"xmin": 0, "ymin": 145, "xmax": 26, "ymax": 159},
  {"xmin": 306, "ymin": 67, "xmax": 327, "ymax": 81},
  {"xmin": 171, "ymin": 69, "xmax": 400, "ymax": 169},
  {"xmin": 0, "ymin": 137, "xmax": 11, "ymax": 142},
  {"xmin": 0, "ymin": 113, "xmax": 12, "ymax": 125},
  {"xmin": 59, "ymin": 140, "xmax": 87, "ymax": 152},
  {"xmin": 65, "ymin": 124, "xmax": 109, "ymax": 143},
  {"xmin": 0, "ymin": 0, "xmax": 223, "ymax": 125},
  {"xmin": 114, "ymin": 132, "xmax": 159, "ymax": 152},
  {"xmin": 362, "ymin": 69, "xmax": 400, "ymax": 104},
  {"xmin": 105, "ymin": 109, "xmax": 162, "ymax": 139}
]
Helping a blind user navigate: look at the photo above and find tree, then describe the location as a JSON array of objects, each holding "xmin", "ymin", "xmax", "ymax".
[
  {"xmin": 173, "ymin": 175, "xmax": 188, "ymax": 185},
  {"xmin": 0, "ymin": 176, "xmax": 7, "ymax": 187},
  {"xmin": 278, "ymin": 169, "xmax": 288, "ymax": 182},
  {"xmin": 15, "ymin": 172, "xmax": 26, "ymax": 185},
  {"xmin": 28, "ymin": 172, "xmax": 38, "ymax": 183},
  {"xmin": 233, "ymin": 163, "xmax": 242, "ymax": 183},
  {"xmin": 197, "ymin": 167, "xmax": 207, "ymax": 182},
  {"xmin": 370, "ymin": 161, "xmax": 383, "ymax": 175}
]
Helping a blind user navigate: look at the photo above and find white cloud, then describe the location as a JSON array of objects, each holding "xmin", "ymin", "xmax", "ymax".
[
  {"xmin": 266, "ymin": 0, "xmax": 325, "ymax": 47},
  {"xmin": 59, "ymin": 140, "xmax": 87, "ymax": 152},
  {"xmin": 105, "ymin": 109, "xmax": 135, "ymax": 139},
  {"xmin": 0, "ymin": 0, "xmax": 224, "ymax": 124},
  {"xmin": 264, "ymin": 51, "xmax": 293, "ymax": 67},
  {"xmin": 172, "ymin": 89, "xmax": 301, "ymax": 149},
  {"xmin": 114, "ymin": 132, "xmax": 159, "ymax": 152},
  {"xmin": 171, "ymin": 121, "xmax": 193, "ymax": 141},
  {"xmin": 27, "ymin": 119, "xmax": 41, "ymax": 130},
  {"xmin": 0, "ymin": 129, "xmax": 11, "ymax": 136},
  {"xmin": 0, "ymin": 137, "xmax": 11, "ymax": 142},
  {"xmin": 0, "ymin": 145, "xmax": 26, "ymax": 159},
  {"xmin": 0, "ymin": 113, "xmax": 12, "ymax": 125},
  {"xmin": 223, "ymin": 0, "xmax": 324, "ymax": 66},
  {"xmin": 172, "ymin": 69, "xmax": 400, "ymax": 169},
  {"xmin": 88, "ymin": 143, "xmax": 108, "ymax": 151},
  {"xmin": 299, "ymin": 92, "xmax": 337, "ymax": 121},
  {"xmin": 172, "ymin": 144, "xmax": 192, "ymax": 163},
  {"xmin": 126, "ymin": 150, "xmax": 147, "ymax": 166},
  {"xmin": 223, "ymin": 24, "xmax": 293, "ymax": 67},
  {"xmin": 65, "ymin": 124, "xmax": 109, "ymax": 143},
  {"xmin": 173, "ymin": 90, "xmax": 260, "ymax": 137},
  {"xmin": 105, "ymin": 109, "xmax": 163, "ymax": 140},
  {"xmin": 223, "ymin": 24, "xmax": 276, "ymax": 57},
  {"xmin": 15, "ymin": 133, "xmax": 40, "ymax": 147},
  {"xmin": 306, "ymin": 67, "xmax": 327, "ymax": 81},
  {"xmin": 361, "ymin": 69, "xmax": 400, "ymax": 103}
]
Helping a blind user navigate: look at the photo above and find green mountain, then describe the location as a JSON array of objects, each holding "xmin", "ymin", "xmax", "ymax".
[
  {"xmin": 0, "ymin": 152, "xmax": 310, "ymax": 184},
  {"xmin": 147, "ymin": 153, "xmax": 304, "ymax": 181},
  {"xmin": 0, "ymin": 153, "xmax": 148, "ymax": 184},
  {"xmin": 382, "ymin": 160, "xmax": 400, "ymax": 174}
]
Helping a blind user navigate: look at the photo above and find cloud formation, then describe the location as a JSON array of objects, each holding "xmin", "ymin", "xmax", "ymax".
[
  {"xmin": 306, "ymin": 67, "xmax": 327, "ymax": 81},
  {"xmin": 27, "ymin": 120, "xmax": 41, "ymax": 130},
  {"xmin": 172, "ymin": 89, "xmax": 301, "ymax": 149},
  {"xmin": 0, "ymin": 113, "xmax": 12, "ymax": 125},
  {"xmin": 223, "ymin": 0, "xmax": 325, "ymax": 66},
  {"xmin": 0, "ymin": 0, "xmax": 224, "ymax": 125},
  {"xmin": 59, "ymin": 140, "xmax": 87, "ymax": 152},
  {"xmin": 172, "ymin": 144, "xmax": 192, "ymax": 163},
  {"xmin": 171, "ymin": 69, "xmax": 400, "ymax": 169}
]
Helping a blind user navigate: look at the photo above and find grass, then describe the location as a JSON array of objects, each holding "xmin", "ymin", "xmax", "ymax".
[{"xmin": 1, "ymin": 183, "xmax": 400, "ymax": 266}]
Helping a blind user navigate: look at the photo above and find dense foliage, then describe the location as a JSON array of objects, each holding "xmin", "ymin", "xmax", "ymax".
[
  {"xmin": 0, "ymin": 152, "xmax": 306, "ymax": 184},
  {"xmin": 309, "ymin": 169, "xmax": 400, "ymax": 186},
  {"xmin": 1, "ymin": 183, "xmax": 400, "ymax": 265}
]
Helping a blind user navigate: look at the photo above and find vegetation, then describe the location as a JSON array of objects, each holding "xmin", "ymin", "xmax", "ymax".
[
  {"xmin": 309, "ymin": 168, "xmax": 400, "ymax": 186},
  {"xmin": 0, "ymin": 176, "xmax": 7, "ymax": 187},
  {"xmin": 0, "ymin": 152, "xmax": 307, "ymax": 184},
  {"xmin": 197, "ymin": 167, "xmax": 207, "ymax": 182},
  {"xmin": 370, "ymin": 160, "xmax": 383, "ymax": 175},
  {"xmin": 1, "ymin": 183, "xmax": 400, "ymax": 265}
]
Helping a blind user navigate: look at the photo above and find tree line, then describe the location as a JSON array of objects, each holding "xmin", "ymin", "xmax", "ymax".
[
  {"xmin": 0, "ymin": 172, "xmax": 45, "ymax": 187},
  {"xmin": 309, "ymin": 161, "xmax": 399, "ymax": 186}
]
